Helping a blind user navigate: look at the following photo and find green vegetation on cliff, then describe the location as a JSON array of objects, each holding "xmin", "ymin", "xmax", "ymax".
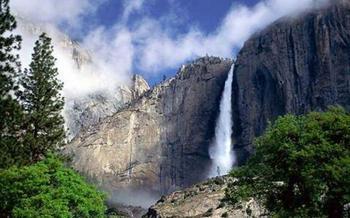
[{"xmin": 226, "ymin": 107, "xmax": 350, "ymax": 217}]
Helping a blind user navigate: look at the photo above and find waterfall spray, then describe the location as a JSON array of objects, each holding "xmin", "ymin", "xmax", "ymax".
[{"xmin": 209, "ymin": 64, "xmax": 235, "ymax": 177}]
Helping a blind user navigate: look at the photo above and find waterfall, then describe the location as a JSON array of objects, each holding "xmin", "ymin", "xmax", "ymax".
[{"xmin": 209, "ymin": 64, "xmax": 235, "ymax": 177}]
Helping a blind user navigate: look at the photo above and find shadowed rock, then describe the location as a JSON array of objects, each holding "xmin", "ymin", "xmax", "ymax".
[{"xmin": 232, "ymin": 0, "xmax": 350, "ymax": 163}]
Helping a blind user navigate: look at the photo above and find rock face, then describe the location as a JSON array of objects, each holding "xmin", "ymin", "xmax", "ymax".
[
  {"xmin": 131, "ymin": 74, "xmax": 150, "ymax": 99},
  {"xmin": 66, "ymin": 76, "xmax": 149, "ymax": 140},
  {"xmin": 232, "ymin": 0, "xmax": 350, "ymax": 163},
  {"xmin": 65, "ymin": 57, "xmax": 233, "ymax": 204},
  {"xmin": 65, "ymin": 87, "xmax": 130, "ymax": 140},
  {"xmin": 144, "ymin": 176, "xmax": 264, "ymax": 218},
  {"xmin": 65, "ymin": 0, "xmax": 350, "ymax": 210}
]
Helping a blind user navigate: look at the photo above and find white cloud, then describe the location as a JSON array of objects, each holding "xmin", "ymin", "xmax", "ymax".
[
  {"xmin": 81, "ymin": 26, "xmax": 134, "ymax": 88},
  {"xmin": 11, "ymin": 0, "xmax": 329, "ymax": 91},
  {"xmin": 9, "ymin": 0, "xmax": 330, "ymax": 205},
  {"xmin": 128, "ymin": 0, "xmax": 329, "ymax": 73},
  {"xmin": 16, "ymin": 21, "xmax": 133, "ymax": 99},
  {"xmin": 122, "ymin": 0, "xmax": 145, "ymax": 22},
  {"xmin": 10, "ymin": 0, "xmax": 104, "ymax": 27}
]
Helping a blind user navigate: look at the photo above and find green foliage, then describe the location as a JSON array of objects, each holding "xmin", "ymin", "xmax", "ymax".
[
  {"xmin": 0, "ymin": 3, "xmax": 109, "ymax": 218},
  {"xmin": 18, "ymin": 33, "xmax": 65, "ymax": 162},
  {"xmin": 0, "ymin": 155, "xmax": 107, "ymax": 217},
  {"xmin": 226, "ymin": 107, "xmax": 350, "ymax": 217},
  {"xmin": 0, "ymin": 0, "xmax": 24, "ymax": 168}
]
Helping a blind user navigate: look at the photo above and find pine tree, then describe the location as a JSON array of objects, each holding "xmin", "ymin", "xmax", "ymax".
[
  {"xmin": 0, "ymin": 0, "xmax": 23, "ymax": 168},
  {"xmin": 18, "ymin": 33, "xmax": 65, "ymax": 162}
]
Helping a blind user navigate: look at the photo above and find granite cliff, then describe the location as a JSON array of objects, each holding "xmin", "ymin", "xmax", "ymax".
[
  {"xmin": 143, "ymin": 1, "xmax": 350, "ymax": 216},
  {"xmin": 232, "ymin": 0, "xmax": 350, "ymax": 163},
  {"xmin": 64, "ymin": 0, "xmax": 350, "ymax": 213},
  {"xmin": 65, "ymin": 57, "xmax": 233, "ymax": 206},
  {"xmin": 66, "ymin": 75, "xmax": 149, "ymax": 140}
]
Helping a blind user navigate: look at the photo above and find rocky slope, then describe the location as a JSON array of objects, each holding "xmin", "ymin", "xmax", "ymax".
[
  {"xmin": 65, "ymin": 57, "xmax": 233, "ymax": 205},
  {"xmin": 144, "ymin": 176, "xmax": 264, "ymax": 218},
  {"xmin": 232, "ymin": 0, "xmax": 350, "ymax": 163}
]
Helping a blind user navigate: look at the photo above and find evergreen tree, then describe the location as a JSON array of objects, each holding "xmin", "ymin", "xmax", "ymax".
[
  {"xmin": 18, "ymin": 33, "xmax": 65, "ymax": 162},
  {"xmin": 0, "ymin": 0, "xmax": 23, "ymax": 168}
]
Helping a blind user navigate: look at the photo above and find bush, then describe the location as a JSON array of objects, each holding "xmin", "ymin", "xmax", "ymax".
[
  {"xmin": 226, "ymin": 107, "xmax": 350, "ymax": 217},
  {"xmin": 0, "ymin": 155, "xmax": 107, "ymax": 217}
]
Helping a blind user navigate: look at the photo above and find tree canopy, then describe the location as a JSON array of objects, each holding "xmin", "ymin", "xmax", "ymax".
[
  {"xmin": 226, "ymin": 107, "xmax": 350, "ymax": 217},
  {"xmin": 0, "ymin": 155, "xmax": 107, "ymax": 218}
]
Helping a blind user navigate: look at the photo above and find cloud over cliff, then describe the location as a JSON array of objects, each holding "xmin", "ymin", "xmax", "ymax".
[
  {"xmin": 128, "ymin": 0, "xmax": 328, "ymax": 73},
  {"xmin": 11, "ymin": 0, "xmax": 328, "ymax": 88}
]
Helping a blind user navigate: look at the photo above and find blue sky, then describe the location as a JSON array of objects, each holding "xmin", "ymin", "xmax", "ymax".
[
  {"xmin": 11, "ymin": 0, "xmax": 323, "ymax": 93},
  {"xmin": 76, "ymin": 0, "xmax": 260, "ymax": 85},
  {"xmin": 84, "ymin": 0, "xmax": 257, "ymax": 36}
]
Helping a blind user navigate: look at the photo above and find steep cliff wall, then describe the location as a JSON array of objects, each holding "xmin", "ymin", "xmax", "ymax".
[
  {"xmin": 65, "ymin": 57, "xmax": 233, "ymax": 202},
  {"xmin": 232, "ymin": 0, "xmax": 350, "ymax": 163}
]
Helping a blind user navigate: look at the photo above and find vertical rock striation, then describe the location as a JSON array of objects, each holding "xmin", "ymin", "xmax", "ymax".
[
  {"xmin": 65, "ymin": 57, "xmax": 233, "ymax": 202},
  {"xmin": 66, "ymin": 75, "xmax": 149, "ymax": 140},
  {"xmin": 232, "ymin": 0, "xmax": 350, "ymax": 163}
]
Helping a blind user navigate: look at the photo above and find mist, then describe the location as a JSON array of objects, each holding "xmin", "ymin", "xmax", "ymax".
[
  {"xmin": 16, "ymin": 20, "xmax": 132, "ymax": 99},
  {"xmin": 107, "ymin": 189, "xmax": 161, "ymax": 209},
  {"xmin": 9, "ymin": 0, "xmax": 330, "ymax": 209}
]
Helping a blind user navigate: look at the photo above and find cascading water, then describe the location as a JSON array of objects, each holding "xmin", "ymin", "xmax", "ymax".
[{"xmin": 209, "ymin": 64, "xmax": 235, "ymax": 177}]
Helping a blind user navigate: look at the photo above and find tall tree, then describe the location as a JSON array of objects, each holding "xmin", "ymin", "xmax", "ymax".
[
  {"xmin": 0, "ymin": 0, "xmax": 23, "ymax": 168},
  {"xmin": 18, "ymin": 33, "xmax": 65, "ymax": 162}
]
